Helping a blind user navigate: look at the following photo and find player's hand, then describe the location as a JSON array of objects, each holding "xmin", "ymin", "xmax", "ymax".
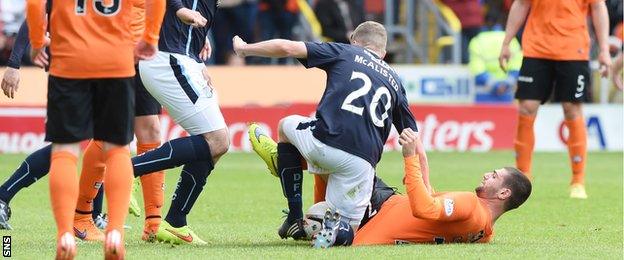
[
  {"xmin": 398, "ymin": 128, "xmax": 418, "ymax": 158},
  {"xmin": 176, "ymin": 8, "xmax": 207, "ymax": 27},
  {"xmin": 498, "ymin": 44, "xmax": 511, "ymax": 72},
  {"xmin": 1, "ymin": 67, "xmax": 20, "ymax": 99},
  {"xmin": 232, "ymin": 35, "xmax": 247, "ymax": 58},
  {"xmin": 30, "ymin": 36, "xmax": 50, "ymax": 68},
  {"xmin": 598, "ymin": 50, "xmax": 612, "ymax": 78},
  {"xmin": 135, "ymin": 40, "xmax": 158, "ymax": 60},
  {"xmin": 199, "ymin": 38, "xmax": 212, "ymax": 61}
]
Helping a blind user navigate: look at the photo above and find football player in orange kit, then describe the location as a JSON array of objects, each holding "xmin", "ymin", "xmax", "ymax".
[
  {"xmin": 499, "ymin": 0, "xmax": 611, "ymax": 199},
  {"xmin": 26, "ymin": 0, "xmax": 165, "ymax": 259},
  {"xmin": 350, "ymin": 128, "xmax": 532, "ymax": 246}
]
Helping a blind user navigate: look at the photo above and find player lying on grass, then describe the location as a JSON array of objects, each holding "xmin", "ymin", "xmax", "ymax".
[{"xmin": 250, "ymin": 125, "xmax": 532, "ymax": 247}]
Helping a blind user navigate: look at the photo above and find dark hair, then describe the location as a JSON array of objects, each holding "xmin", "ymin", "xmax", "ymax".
[{"xmin": 502, "ymin": 167, "xmax": 532, "ymax": 211}]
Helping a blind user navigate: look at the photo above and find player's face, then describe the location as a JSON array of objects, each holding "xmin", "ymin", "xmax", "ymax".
[{"xmin": 475, "ymin": 168, "xmax": 507, "ymax": 198}]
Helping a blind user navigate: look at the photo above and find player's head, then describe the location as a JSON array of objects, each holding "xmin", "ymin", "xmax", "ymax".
[
  {"xmin": 475, "ymin": 167, "xmax": 532, "ymax": 211},
  {"xmin": 350, "ymin": 21, "xmax": 387, "ymax": 58}
]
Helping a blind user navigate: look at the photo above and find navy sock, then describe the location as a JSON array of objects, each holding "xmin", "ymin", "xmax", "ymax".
[
  {"xmin": 165, "ymin": 158, "xmax": 213, "ymax": 228},
  {"xmin": 92, "ymin": 185, "xmax": 104, "ymax": 219},
  {"xmin": 132, "ymin": 135, "xmax": 212, "ymax": 177},
  {"xmin": 0, "ymin": 145, "xmax": 51, "ymax": 203},
  {"xmin": 333, "ymin": 220, "xmax": 354, "ymax": 246},
  {"xmin": 277, "ymin": 143, "xmax": 303, "ymax": 222}
]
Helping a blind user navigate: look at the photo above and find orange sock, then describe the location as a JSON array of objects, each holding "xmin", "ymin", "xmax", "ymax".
[
  {"xmin": 515, "ymin": 114, "xmax": 536, "ymax": 179},
  {"xmin": 313, "ymin": 175, "xmax": 327, "ymax": 204},
  {"xmin": 137, "ymin": 142, "xmax": 165, "ymax": 220},
  {"xmin": 565, "ymin": 117, "xmax": 587, "ymax": 185},
  {"xmin": 49, "ymin": 151, "xmax": 79, "ymax": 238},
  {"xmin": 76, "ymin": 141, "xmax": 106, "ymax": 213},
  {"xmin": 103, "ymin": 147, "xmax": 133, "ymax": 236}
]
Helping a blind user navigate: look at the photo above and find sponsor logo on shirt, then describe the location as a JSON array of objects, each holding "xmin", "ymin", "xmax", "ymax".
[{"xmin": 444, "ymin": 198, "xmax": 454, "ymax": 217}]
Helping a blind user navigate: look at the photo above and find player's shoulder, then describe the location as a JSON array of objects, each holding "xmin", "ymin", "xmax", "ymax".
[{"xmin": 441, "ymin": 192, "xmax": 479, "ymax": 205}]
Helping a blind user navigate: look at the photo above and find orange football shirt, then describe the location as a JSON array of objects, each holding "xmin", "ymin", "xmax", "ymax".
[
  {"xmin": 353, "ymin": 156, "xmax": 493, "ymax": 245},
  {"xmin": 26, "ymin": 0, "xmax": 164, "ymax": 79},
  {"xmin": 522, "ymin": 0, "xmax": 603, "ymax": 61}
]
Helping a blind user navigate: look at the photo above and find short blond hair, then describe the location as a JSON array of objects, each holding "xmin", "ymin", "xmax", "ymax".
[{"xmin": 351, "ymin": 21, "xmax": 387, "ymax": 53}]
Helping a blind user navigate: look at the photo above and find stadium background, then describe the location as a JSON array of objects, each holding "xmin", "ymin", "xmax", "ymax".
[{"xmin": 0, "ymin": 0, "xmax": 622, "ymax": 154}]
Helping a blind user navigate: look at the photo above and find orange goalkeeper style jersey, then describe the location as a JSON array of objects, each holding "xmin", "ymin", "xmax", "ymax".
[
  {"xmin": 26, "ymin": 0, "xmax": 165, "ymax": 79},
  {"xmin": 353, "ymin": 156, "xmax": 493, "ymax": 245},
  {"xmin": 522, "ymin": 0, "xmax": 603, "ymax": 61}
]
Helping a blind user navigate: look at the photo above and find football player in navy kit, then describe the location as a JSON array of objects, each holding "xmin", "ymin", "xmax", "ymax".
[{"xmin": 234, "ymin": 21, "xmax": 430, "ymax": 243}]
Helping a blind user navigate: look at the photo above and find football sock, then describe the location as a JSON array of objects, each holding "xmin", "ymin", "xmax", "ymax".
[
  {"xmin": 92, "ymin": 186, "xmax": 104, "ymax": 219},
  {"xmin": 565, "ymin": 117, "xmax": 587, "ymax": 185},
  {"xmin": 0, "ymin": 144, "xmax": 51, "ymax": 203},
  {"xmin": 76, "ymin": 141, "xmax": 106, "ymax": 215},
  {"xmin": 137, "ymin": 142, "xmax": 165, "ymax": 221},
  {"xmin": 313, "ymin": 175, "xmax": 327, "ymax": 204},
  {"xmin": 277, "ymin": 143, "xmax": 303, "ymax": 222},
  {"xmin": 515, "ymin": 114, "xmax": 536, "ymax": 179},
  {"xmin": 132, "ymin": 135, "xmax": 212, "ymax": 177},
  {"xmin": 333, "ymin": 220, "xmax": 354, "ymax": 246},
  {"xmin": 49, "ymin": 151, "xmax": 79, "ymax": 238},
  {"xmin": 103, "ymin": 147, "xmax": 133, "ymax": 236},
  {"xmin": 165, "ymin": 159, "xmax": 213, "ymax": 228}
]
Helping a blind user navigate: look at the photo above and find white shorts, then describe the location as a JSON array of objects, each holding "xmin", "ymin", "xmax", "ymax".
[
  {"xmin": 138, "ymin": 51, "xmax": 226, "ymax": 135},
  {"xmin": 281, "ymin": 115, "xmax": 375, "ymax": 221}
]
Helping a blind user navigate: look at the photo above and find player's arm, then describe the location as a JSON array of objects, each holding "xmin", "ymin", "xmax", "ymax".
[
  {"xmin": 392, "ymin": 90, "xmax": 431, "ymax": 193},
  {"xmin": 590, "ymin": 0, "xmax": 612, "ymax": 78},
  {"xmin": 399, "ymin": 129, "xmax": 474, "ymax": 221},
  {"xmin": 232, "ymin": 35, "xmax": 307, "ymax": 58},
  {"xmin": 499, "ymin": 0, "xmax": 530, "ymax": 71},
  {"xmin": 135, "ymin": 0, "xmax": 166, "ymax": 60},
  {"xmin": 612, "ymin": 53, "xmax": 623, "ymax": 90},
  {"xmin": 169, "ymin": 0, "xmax": 208, "ymax": 27},
  {"xmin": 26, "ymin": 0, "xmax": 49, "ymax": 67},
  {"xmin": 2, "ymin": 21, "xmax": 32, "ymax": 99}
]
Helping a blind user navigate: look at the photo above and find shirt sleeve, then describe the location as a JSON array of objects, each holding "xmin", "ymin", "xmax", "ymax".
[
  {"xmin": 26, "ymin": 0, "xmax": 47, "ymax": 49},
  {"xmin": 167, "ymin": 0, "xmax": 184, "ymax": 12},
  {"xmin": 391, "ymin": 86, "xmax": 418, "ymax": 133},
  {"xmin": 7, "ymin": 21, "xmax": 31, "ymax": 69},
  {"xmin": 404, "ymin": 155, "xmax": 477, "ymax": 222},
  {"xmin": 143, "ymin": 0, "xmax": 166, "ymax": 45},
  {"xmin": 297, "ymin": 42, "xmax": 344, "ymax": 70}
]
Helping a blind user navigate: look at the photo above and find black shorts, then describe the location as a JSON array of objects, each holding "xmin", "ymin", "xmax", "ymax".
[
  {"xmin": 359, "ymin": 176, "xmax": 396, "ymax": 228},
  {"xmin": 46, "ymin": 75, "xmax": 135, "ymax": 145},
  {"xmin": 134, "ymin": 67, "xmax": 161, "ymax": 116},
  {"xmin": 516, "ymin": 57, "xmax": 591, "ymax": 103}
]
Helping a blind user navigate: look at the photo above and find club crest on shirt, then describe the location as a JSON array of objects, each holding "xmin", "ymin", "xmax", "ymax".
[{"xmin": 444, "ymin": 198, "xmax": 454, "ymax": 216}]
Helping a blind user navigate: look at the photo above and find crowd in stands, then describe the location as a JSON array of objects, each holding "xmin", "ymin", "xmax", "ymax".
[{"xmin": 0, "ymin": 0, "xmax": 622, "ymax": 69}]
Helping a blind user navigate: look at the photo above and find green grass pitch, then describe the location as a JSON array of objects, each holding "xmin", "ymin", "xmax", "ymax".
[{"xmin": 0, "ymin": 151, "xmax": 622, "ymax": 259}]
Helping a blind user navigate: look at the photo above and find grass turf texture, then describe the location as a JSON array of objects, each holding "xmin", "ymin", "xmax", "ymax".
[{"xmin": 0, "ymin": 151, "xmax": 622, "ymax": 259}]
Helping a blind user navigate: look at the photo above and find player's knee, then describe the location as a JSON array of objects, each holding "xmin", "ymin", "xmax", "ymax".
[
  {"xmin": 277, "ymin": 117, "xmax": 290, "ymax": 143},
  {"xmin": 204, "ymin": 129, "xmax": 230, "ymax": 157},
  {"xmin": 518, "ymin": 100, "xmax": 539, "ymax": 117},
  {"xmin": 562, "ymin": 102, "xmax": 582, "ymax": 120},
  {"xmin": 134, "ymin": 116, "xmax": 161, "ymax": 143}
]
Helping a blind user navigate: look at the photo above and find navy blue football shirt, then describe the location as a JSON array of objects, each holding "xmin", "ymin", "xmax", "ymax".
[
  {"xmin": 159, "ymin": 0, "xmax": 218, "ymax": 62},
  {"xmin": 298, "ymin": 42, "xmax": 418, "ymax": 167}
]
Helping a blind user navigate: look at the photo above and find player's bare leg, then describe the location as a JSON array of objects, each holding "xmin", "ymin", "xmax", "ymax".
[
  {"xmin": 562, "ymin": 102, "xmax": 588, "ymax": 199},
  {"xmin": 134, "ymin": 115, "xmax": 165, "ymax": 241},
  {"xmin": 274, "ymin": 118, "xmax": 307, "ymax": 240},
  {"xmin": 515, "ymin": 100, "xmax": 540, "ymax": 180}
]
